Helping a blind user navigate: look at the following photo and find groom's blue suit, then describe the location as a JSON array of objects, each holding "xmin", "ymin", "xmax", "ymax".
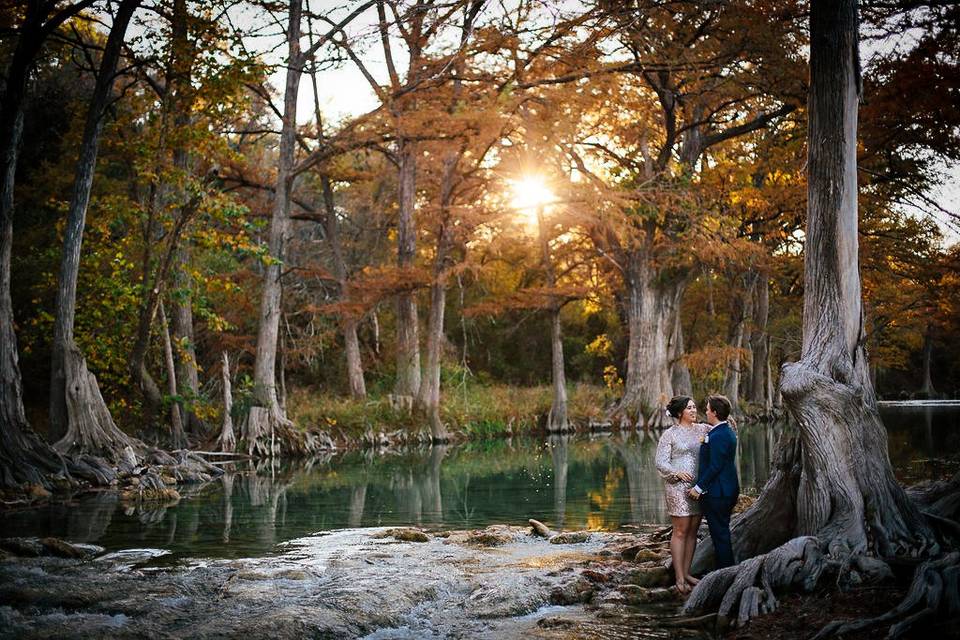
[{"xmin": 693, "ymin": 421, "xmax": 739, "ymax": 569}]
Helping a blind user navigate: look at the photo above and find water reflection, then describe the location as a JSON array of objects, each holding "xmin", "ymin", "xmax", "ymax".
[{"xmin": 3, "ymin": 403, "xmax": 953, "ymax": 560}]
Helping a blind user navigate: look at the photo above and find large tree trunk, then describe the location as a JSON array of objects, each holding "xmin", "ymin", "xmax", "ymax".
[
  {"xmin": 748, "ymin": 275, "xmax": 770, "ymax": 407},
  {"xmin": 0, "ymin": 0, "xmax": 117, "ymax": 490},
  {"xmin": 245, "ymin": 0, "xmax": 309, "ymax": 458},
  {"xmin": 685, "ymin": 2, "xmax": 938, "ymax": 631},
  {"xmin": 50, "ymin": 0, "xmax": 142, "ymax": 454},
  {"xmin": 613, "ymin": 251, "xmax": 684, "ymax": 429},
  {"xmin": 393, "ymin": 139, "xmax": 421, "ymax": 400}
]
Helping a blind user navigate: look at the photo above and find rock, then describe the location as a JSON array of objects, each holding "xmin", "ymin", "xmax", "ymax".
[
  {"xmin": 129, "ymin": 477, "xmax": 141, "ymax": 487},
  {"xmin": 618, "ymin": 584, "xmax": 675, "ymax": 604},
  {"xmin": 39, "ymin": 538, "xmax": 93, "ymax": 559},
  {"xmin": 0, "ymin": 538, "xmax": 43, "ymax": 557},
  {"xmin": 619, "ymin": 544, "xmax": 642, "ymax": 559},
  {"xmin": 549, "ymin": 531, "xmax": 591, "ymax": 545},
  {"xmin": 466, "ymin": 531, "xmax": 511, "ymax": 546},
  {"xmin": 372, "ymin": 528, "xmax": 430, "ymax": 543},
  {"xmin": 25, "ymin": 484, "xmax": 51, "ymax": 501},
  {"xmin": 549, "ymin": 577, "xmax": 594, "ymax": 605},
  {"xmin": 624, "ymin": 566, "xmax": 673, "ymax": 588},
  {"xmin": 633, "ymin": 549, "xmax": 662, "ymax": 562},
  {"xmin": 529, "ymin": 519, "xmax": 553, "ymax": 538},
  {"xmin": 581, "ymin": 569, "xmax": 609, "ymax": 583}
]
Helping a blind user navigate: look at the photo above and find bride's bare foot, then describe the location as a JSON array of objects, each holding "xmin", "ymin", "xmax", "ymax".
[
  {"xmin": 675, "ymin": 580, "xmax": 690, "ymax": 594},
  {"xmin": 685, "ymin": 575, "xmax": 700, "ymax": 586}
]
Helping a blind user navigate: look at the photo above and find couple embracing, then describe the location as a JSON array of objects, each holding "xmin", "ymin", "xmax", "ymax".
[{"xmin": 654, "ymin": 394, "xmax": 739, "ymax": 593}]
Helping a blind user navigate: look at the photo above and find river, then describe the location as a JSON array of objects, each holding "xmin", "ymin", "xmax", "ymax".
[{"xmin": 4, "ymin": 401, "xmax": 958, "ymax": 562}]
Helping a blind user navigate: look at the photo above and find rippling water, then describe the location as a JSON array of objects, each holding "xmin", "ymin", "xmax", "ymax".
[{"xmin": 3, "ymin": 402, "xmax": 957, "ymax": 560}]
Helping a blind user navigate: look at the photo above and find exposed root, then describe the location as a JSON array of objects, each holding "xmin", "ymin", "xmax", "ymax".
[
  {"xmin": 812, "ymin": 551, "xmax": 960, "ymax": 640},
  {"xmin": 242, "ymin": 404, "xmax": 334, "ymax": 459},
  {"xmin": 683, "ymin": 537, "xmax": 827, "ymax": 628}
]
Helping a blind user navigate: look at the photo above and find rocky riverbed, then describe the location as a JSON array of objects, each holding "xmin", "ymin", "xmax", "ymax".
[{"xmin": 0, "ymin": 524, "xmax": 709, "ymax": 639}]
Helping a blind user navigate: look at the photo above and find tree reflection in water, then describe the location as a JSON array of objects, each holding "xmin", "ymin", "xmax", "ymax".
[{"xmin": 0, "ymin": 422, "xmax": 839, "ymax": 558}]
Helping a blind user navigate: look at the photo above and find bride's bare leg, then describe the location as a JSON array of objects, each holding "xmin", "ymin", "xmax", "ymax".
[
  {"xmin": 670, "ymin": 516, "xmax": 690, "ymax": 592},
  {"xmin": 684, "ymin": 514, "xmax": 701, "ymax": 586}
]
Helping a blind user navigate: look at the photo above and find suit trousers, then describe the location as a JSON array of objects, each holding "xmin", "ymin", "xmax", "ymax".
[{"xmin": 701, "ymin": 494, "xmax": 738, "ymax": 569}]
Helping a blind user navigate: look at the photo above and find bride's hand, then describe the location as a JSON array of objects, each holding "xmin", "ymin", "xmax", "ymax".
[{"xmin": 677, "ymin": 472, "xmax": 693, "ymax": 483}]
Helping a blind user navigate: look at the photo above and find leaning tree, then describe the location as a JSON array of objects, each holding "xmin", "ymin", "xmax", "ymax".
[{"xmin": 682, "ymin": 0, "xmax": 959, "ymax": 635}]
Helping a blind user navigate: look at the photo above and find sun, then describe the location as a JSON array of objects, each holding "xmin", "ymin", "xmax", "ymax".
[{"xmin": 509, "ymin": 175, "xmax": 557, "ymax": 228}]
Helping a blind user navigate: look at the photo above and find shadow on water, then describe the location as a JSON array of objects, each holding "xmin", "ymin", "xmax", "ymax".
[{"xmin": 3, "ymin": 402, "xmax": 955, "ymax": 560}]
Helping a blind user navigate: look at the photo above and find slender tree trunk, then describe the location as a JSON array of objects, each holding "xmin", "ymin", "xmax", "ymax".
[
  {"xmin": 535, "ymin": 206, "xmax": 568, "ymax": 433},
  {"xmin": 919, "ymin": 324, "xmax": 936, "ymax": 398},
  {"xmin": 722, "ymin": 274, "xmax": 755, "ymax": 413},
  {"xmin": 168, "ymin": 0, "xmax": 202, "ymax": 435},
  {"xmin": 245, "ymin": 0, "xmax": 305, "ymax": 457},
  {"xmin": 749, "ymin": 275, "xmax": 770, "ymax": 405},
  {"xmin": 159, "ymin": 303, "xmax": 187, "ymax": 448},
  {"xmin": 669, "ymin": 288, "xmax": 692, "ymax": 393},
  {"xmin": 50, "ymin": 0, "xmax": 143, "ymax": 458},
  {"xmin": 394, "ymin": 139, "xmax": 421, "ymax": 400},
  {"xmin": 216, "ymin": 352, "xmax": 236, "ymax": 452},
  {"xmin": 320, "ymin": 177, "xmax": 366, "ymax": 399}
]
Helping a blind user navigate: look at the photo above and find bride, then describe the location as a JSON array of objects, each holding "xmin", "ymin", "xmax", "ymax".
[{"xmin": 655, "ymin": 395, "xmax": 710, "ymax": 593}]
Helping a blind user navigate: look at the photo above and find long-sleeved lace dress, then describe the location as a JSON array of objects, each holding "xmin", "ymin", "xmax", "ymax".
[{"xmin": 655, "ymin": 423, "xmax": 711, "ymax": 517}]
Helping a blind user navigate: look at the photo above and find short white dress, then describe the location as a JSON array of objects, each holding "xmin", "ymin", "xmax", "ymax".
[{"xmin": 655, "ymin": 423, "xmax": 711, "ymax": 517}]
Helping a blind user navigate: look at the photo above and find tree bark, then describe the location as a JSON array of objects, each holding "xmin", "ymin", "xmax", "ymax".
[
  {"xmin": 722, "ymin": 274, "xmax": 755, "ymax": 413},
  {"xmin": 748, "ymin": 275, "xmax": 770, "ymax": 407},
  {"xmin": 167, "ymin": 0, "xmax": 202, "ymax": 435},
  {"xmin": 159, "ymin": 303, "xmax": 187, "ymax": 449},
  {"xmin": 215, "ymin": 352, "xmax": 236, "ymax": 452},
  {"xmin": 0, "ymin": 0, "xmax": 113, "ymax": 490},
  {"xmin": 688, "ymin": 1, "xmax": 935, "ymax": 619},
  {"xmin": 393, "ymin": 139, "xmax": 421, "ymax": 400},
  {"xmin": 50, "ymin": 0, "xmax": 143, "ymax": 457},
  {"xmin": 613, "ymin": 249, "xmax": 685, "ymax": 429},
  {"xmin": 245, "ymin": 0, "xmax": 308, "ymax": 457},
  {"xmin": 535, "ymin": 206, "xmax": 569, "ymax": 433},
  {"xmin": 320, "ymin": 177, "xmax": 366, "ymax": 399}
]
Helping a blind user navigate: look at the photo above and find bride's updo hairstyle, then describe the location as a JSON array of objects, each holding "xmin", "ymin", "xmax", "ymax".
[{"xmin": 666, "ymin": 395, "xmax": 694, "ymax": 420}]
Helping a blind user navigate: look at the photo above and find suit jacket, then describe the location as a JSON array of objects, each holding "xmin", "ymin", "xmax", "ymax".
[{"xmin": 695, "ymin": 422, "xmax": 740, "ymax": 498}]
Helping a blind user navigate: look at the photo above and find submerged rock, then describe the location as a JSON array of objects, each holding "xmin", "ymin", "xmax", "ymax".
[
  {"xmin": 549, "ymin": 531, "xmax": 591, "ymax": 545},
  {"xmin": 370, "ymin": 527, "xmax": 430, "ymax": 543}
]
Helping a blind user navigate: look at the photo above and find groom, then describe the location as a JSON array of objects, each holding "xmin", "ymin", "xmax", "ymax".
[{"xmin": 688, "ymin": 395, "xmax": 739, "ymax": 569}]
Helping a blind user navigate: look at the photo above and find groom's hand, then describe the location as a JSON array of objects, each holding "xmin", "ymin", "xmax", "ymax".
[{"xmin": 688, "ymin": 486, "xmax": 703, "ymax": 500}]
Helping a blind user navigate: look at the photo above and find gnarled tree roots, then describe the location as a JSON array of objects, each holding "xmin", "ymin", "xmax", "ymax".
[{"xmin": 683, "ymin": 537, "xmax": 959, "ymax": 639}]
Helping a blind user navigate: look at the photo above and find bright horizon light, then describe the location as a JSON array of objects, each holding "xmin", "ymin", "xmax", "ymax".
[{"xmin": 509, "ymin": 175, "xmax": 557, "ymax": 229}]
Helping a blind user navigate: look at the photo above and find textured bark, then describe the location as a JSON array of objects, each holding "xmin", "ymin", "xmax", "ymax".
[
  {"xmin": 536, "ymin": 206, "xmax": 569, "ymax": 433},
  {"xmin": 1, "ymin": 0, "xmax": 113, "ymax": 490},
  {"xmin": 320, "ymin": 178, "xmax": 366, "ymax": 399},
  {"xmin": 612, "ymin": 251, "xmax": 685, "ymax": 428},
  {"xmin": 394, "ymin": 139, "xmax": 421, "ymax": 400},
  {"xmin": 247, "ymin": 0, "xmax": 302, "ymax": 455},
  {"xmin": 159, "ymin": 304, "xmax": 187, "ymax": 449},
  {"xmin": 50, "ymin": 0, "xmax": 141, "ymax": 443},
  {"xmin": 687, "ymin": 1, "xmax": 937, "ymax": 631},
  {"xmin": 748, "ymin": 276, "xmax": 770, "ymax": 407},
  {"xmin": 722, "ymin": 273, "xmax": 755, "ymax": 413},
  {"xmin": 168, "ymin": 0, "xmax": 202, "ymax": 435},
  {"xmin": 669, "ymin": 306, "xmax": 692, "ymax": 394},
  {"xmin": 215, "ymin": 352, "xmax": 236, "ymax": 452}
]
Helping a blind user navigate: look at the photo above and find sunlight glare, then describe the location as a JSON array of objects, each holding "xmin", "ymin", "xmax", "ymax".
[{"xmin": 509, "ymin": 175, "xmax": 556, "ymax": 228}]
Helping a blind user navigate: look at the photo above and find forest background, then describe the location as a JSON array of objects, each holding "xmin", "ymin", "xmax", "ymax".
[{"xmin": 5, "ymin": 0, "xmax": 960, "ymax": 448}]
